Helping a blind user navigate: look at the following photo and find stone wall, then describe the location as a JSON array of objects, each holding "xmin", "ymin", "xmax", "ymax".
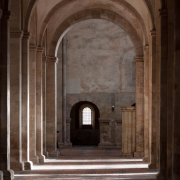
[
  {"xmin": 57, "ymin": 19, "xmax": 136, "ymax": 146},
  {"xmin": 65, "ymin": 19, "xmax": 136, "ymax": 119}
]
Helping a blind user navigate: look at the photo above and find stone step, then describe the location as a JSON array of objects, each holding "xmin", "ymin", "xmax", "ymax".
[
  {"xmin": 42, "ymin": 157, "xmax": 146, "ymax": 165},
  {"xmin": 58, "ymin": 146, "xmax": 121, "ymax": 156},
  {"xmin": 14, "ymin": 170, "xmax": 157, "ymax": 180},
  {"xmin": 14, "ymin": 160, "xmax": 158, "ymax": 179},
  {"xmin": 14, "ymin": 147, "xmax": 158, "ymax": 180}
]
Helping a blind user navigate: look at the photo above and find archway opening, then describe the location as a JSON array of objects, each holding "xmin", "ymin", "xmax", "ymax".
[{"xmin": 70, "ymin": 101, "xmax": 100, "ymax": 146}]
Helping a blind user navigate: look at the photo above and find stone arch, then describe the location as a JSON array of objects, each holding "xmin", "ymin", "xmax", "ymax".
[
  {"xmin": 38, "ymin": 0, "xmax": 149, "ymax": 46},
  {"xmin": 24, "ymin": 0, "xmax": 39, "ymax": 31},
  {"xmin": 143, "ymin": 0, "xmax": 155, "ymax": 28},
  {"xmin": 68, "ymin": 100, "xmax": 101, "ymax": 120},
  {"xmin": 70, "ymin": 101, "xmax": 100, "ymax": 145},
  {"xmin": 48, "ymin": 9, "xmax": 143, "ymax": 58}
]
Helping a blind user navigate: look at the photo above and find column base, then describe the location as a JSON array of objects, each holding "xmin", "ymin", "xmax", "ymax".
[
  {"xmin": 24, "ymin": 161, "xmax": 33, "ymax": 170},
  {"xmin": 47, "ymin": 151, "xmax": 59, "ymax": 157},
  {"xmin": 58, "ymin": 142, "xmax": 72, "ymax": 148},
  {"xmin": 121, "ymin": 153, "xmax": 133, "ymax": 157},
  {"xmin": 143, "ymin": 157, "xmax": 150, "ymax": 162},
  {"xmin": 156, "ymin": 174, "xmax": 165, "ymax": 180},
  {"xmin": 65, "ymin": 142, "xmax": 72, "ymax": 147},
  {"xmin": 98, "ymin": 142, "xmax": 117, "ymax": 148},
  {"xmin": 2, "ymin": 170, "xmax": 14, "ymax": 180},
  {"xmin": 10, "ymin": 161, "xmax": 24, "ymax": 171},
  {"xmin": 149, "ymin": 163, "xmax": 157, "ymax": 169},
  {"xmin": 134, "ymin": 151, "xmax": 143, "ymax": 158},
  {"xmin": 43, "ymin": 150, "xmax": 48, "ymax": 157},
  {"xmin": 37, "ymin": 154, "xmax": 45, "ymax": 163},
  {"xmin": 29, "ymin": 155, "xmax": 39, "ymax": 164}
]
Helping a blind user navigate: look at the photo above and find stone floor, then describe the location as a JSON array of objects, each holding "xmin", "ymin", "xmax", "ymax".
[{"xmin": 14, "ymin": 146, "xmax": 158, "ymax": 180}]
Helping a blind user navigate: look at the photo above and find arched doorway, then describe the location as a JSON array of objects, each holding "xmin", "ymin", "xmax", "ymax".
[{"xmin": 70, "ymin": 101, "xmax": 100, "ymax": 146}]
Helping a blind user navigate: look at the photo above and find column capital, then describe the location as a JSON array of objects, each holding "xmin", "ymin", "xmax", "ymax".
[
  {"xmin": 134, "ymin": 56, "xmax": 144, "ymax": 62},
  {"xmin": 29, "ymin": 46, "xmax": 37, "ymax": 52},
  {"xmin": 120, "ymin": 106, "xmax": 136, "ymax": 112},
  {"xmin": 159, "ymin": 9, "xmax": 168, "ymax": 17},
  {"xmin": 23, "ymin": 32, "xmax": 31, "ymax": 39},
  {"xmin": 42, "ymin": 56, "xmax": 47, "ymax": 61},
  {"xmin": 2, "ymin": 11, "xmax": 10, "ymax": 20},
  {"xmin": 10, "ymin": 30, "xmax": 23, "ymax": 38},
  {"xmin": 0, "ymin": 9, "xmax": 2, "ymax": 19},
  {"xmin": 46, "ymin": 56, "xmax": 59, "ymax": 63},
  {"xmin": 150, "ymin": 29, "xmax": 156, "ymax": 36},
  {"xmin": 37, "ymin": 47, "xmax": 44, "ymax": 53}
]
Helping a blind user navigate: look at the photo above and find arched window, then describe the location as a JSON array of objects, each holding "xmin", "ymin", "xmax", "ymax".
[{"xmin": 82, "ymin": 107, "xmax": 92, "ymax": 125}]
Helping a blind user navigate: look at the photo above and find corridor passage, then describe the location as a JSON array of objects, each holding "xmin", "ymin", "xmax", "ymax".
[{"xmin": 14, "ymin": 146, "xmax": 158, "ymax": 180}]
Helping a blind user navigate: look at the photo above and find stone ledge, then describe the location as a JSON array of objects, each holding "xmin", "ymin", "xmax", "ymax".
[
  {"xmin": 120, "ymin": 106, "xmax": 136, "ymax": 111},
  {"xmin": 10, "ymin": 30, "xmax": 23, "ymax": 38},
  {"xmin": 99, "ymin": 118, "xmax": 110, "ymax": 123},
  {"xmin": 29, "ymin": 46, "xmax": 37, "ymax": 51},
  {"xmin": 46, "ymin": 56, "xmax": 59, "ymax": 63}
]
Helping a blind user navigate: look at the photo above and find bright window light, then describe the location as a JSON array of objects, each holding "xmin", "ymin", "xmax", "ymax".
[{"xmin": 82, "ymin": 107, "xmax": 91, "ymax": 125}]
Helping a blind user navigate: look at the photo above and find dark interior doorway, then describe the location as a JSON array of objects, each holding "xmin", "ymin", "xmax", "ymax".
[{"xmin": 70, "ymin": 101, "xmax": 100, "ymax": 146}]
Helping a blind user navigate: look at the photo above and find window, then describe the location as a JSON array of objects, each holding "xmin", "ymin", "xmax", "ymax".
[{"xmin": 82, "ymin": 107, "xmax": 92, "ymax": 125}]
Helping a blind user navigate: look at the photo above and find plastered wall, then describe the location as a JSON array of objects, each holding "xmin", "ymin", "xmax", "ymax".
[{"xmin": 65, "ymin": 19, "xmax": 136, "ymax": 119}]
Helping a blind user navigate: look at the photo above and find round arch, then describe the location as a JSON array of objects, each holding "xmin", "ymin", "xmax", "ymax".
[
  {"xmin": 70, "ymin": 101, "xmax": 100, "ymax": 146},
  {"xmin": 37, "ymin": 0, "xmax": 149, "ymax": 47},
  {"xmin": 24, "ymin": 0, "xmax": 39, "ymax": 31},
  {"xmin": 47, "ymin": 9, "xmax": 143, "ymax": 58}
]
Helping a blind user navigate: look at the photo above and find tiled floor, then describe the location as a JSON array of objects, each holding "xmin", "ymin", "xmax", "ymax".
[{"xmin": 14, "ymin": 146, "xmax": 158, "ymax": 180}]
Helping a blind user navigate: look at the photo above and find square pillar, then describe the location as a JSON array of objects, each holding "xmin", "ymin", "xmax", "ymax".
[
  {"xmin": 29, "ymin": 46, "xmax": 39, "ymax": 163},
  {"xmin": 22, "ymin": 32, "xmax": 32, "ymax": 170},
  {"xmin": 143, "ymin": 45, "xmax": 150, "ymax": 162},
  {"xmin": 134, "ymin": 56, "xmax": 144, "ymax": 158},
  {"xmin": 9, "ymin": 30, "xmax": 24, "ymax": 171},
  {"xmin": 0, "ymin": 10, "xmax": 14, "ymax": 180},
  {"xmin": 46, "ymin": 57, "xmax": 59, "ymax": 157},
  {"xmin": 42, "ymin": 56, "xmax": 48, "ymax": 157},
  {"xmin": 149, "ymin": 30, "xmax": 158, "ymax": 169},
  {"xmin": 36, "ymin": 47, "xmax": 45, "ymax": 162},
  {"xmin": 121, "ymin": 107, "xmax": 136, "ymax": 157}
]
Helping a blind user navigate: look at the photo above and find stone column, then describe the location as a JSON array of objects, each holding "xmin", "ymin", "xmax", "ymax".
[
  {"xmin": 0, "ymin": 10, "xmax": 14, "ymax": 180},
  {"xmin": 143, "ymin": 45, "xmax": 149, "ymax": 162},
  {"xmin": 62, "ymin": 36, "xmax": 67, "ymax": 145},
  {"xmin": 173, "ymin": 1, "xmax": 180, "ymax": 179},
  {"xmin": 22, "ymin": 32, "xmax": 32, "ymax": 170},
  {"xmin": 121, "ymin": 107, "xmax": 136, "ymax": 157},
  {"xmin": 36, "ymin": 47, "xmax": 45, "ymax": 162},
  {"xmin": 149, "ymin": 30, "xmax": 157, "ymax": 169},
  {"xmin": 29, "ymin": 46, "xmax": 39, "ymax": 163},
  {"xmin": 0, "ymin": 9, "xmax": 3, "ymax": 179},
  {"xmin": 134, "ymin": 56, "xmax": 144, "ymax": 157},
  {"xmin": 9, "ymin": 30, "xmax": 24, "ymax": 171},
  {"xmin": 46, "ymin": 57, "xmax": 58, "ymax": 157},
  {"xmin": 42, "ymin": 56, "xmax": 47, "ymax": 157},
  {"xmin": 157, "ymin": 9, "xmax": 168, "ymax": 180},
  {"xmin": 66, "ymin": 118, "xmax": 72, "ymax": 146}
]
